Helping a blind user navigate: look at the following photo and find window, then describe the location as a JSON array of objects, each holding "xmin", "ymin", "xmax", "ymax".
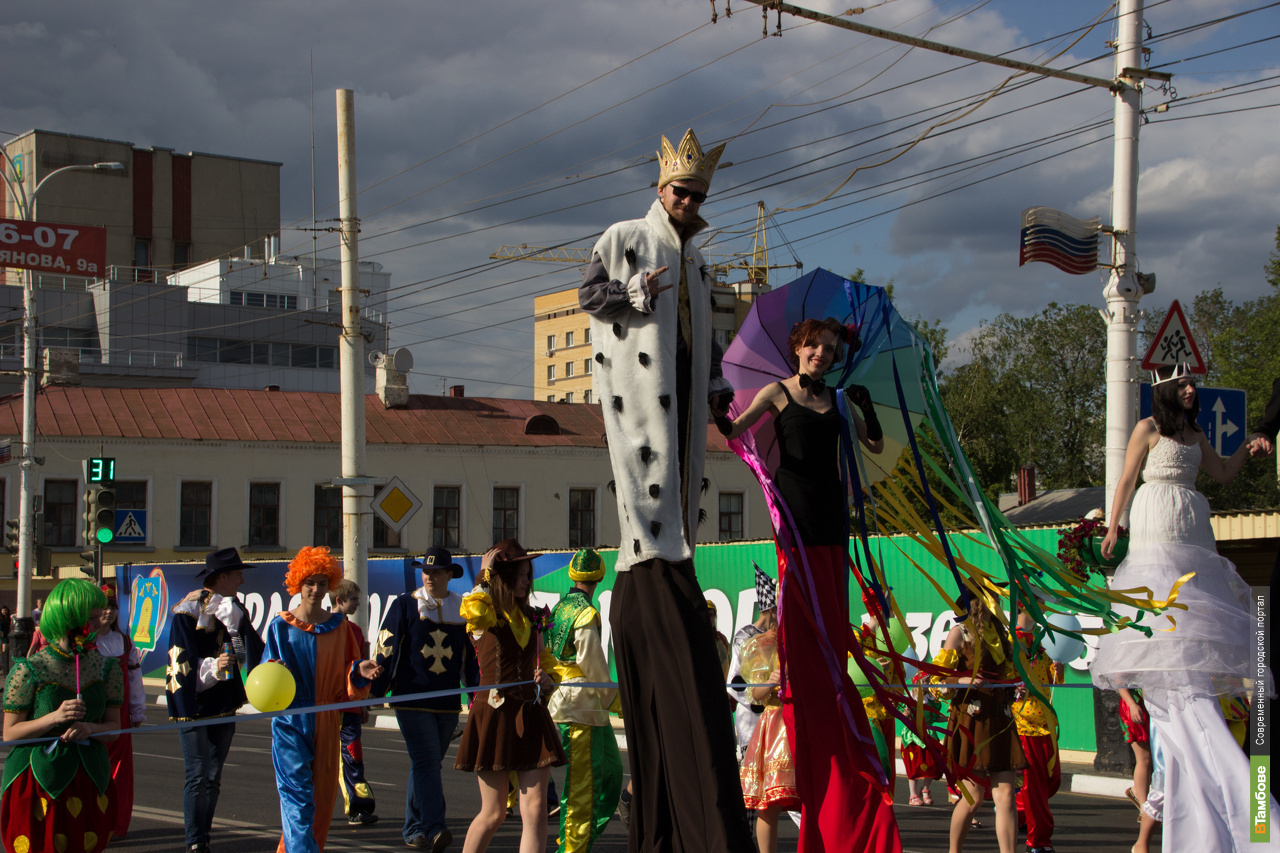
[
  {"xmin": 432, "ymin": 486, "xmax": 461, "ymax": 548},
  {"xmin": 189, "ymin": 338, "xmax": 336, "ymax": 369},
  {"xmin": 179, "ymin": 481, "xmax": 213, "ymax": 547},
  {"xmin": 714, "ymin": 329, "xmax": 734, "ymax": 348},
  {"xmin": 174, "ymin": 242, "xmax": 191, "ymax": 270},
  {"xmin": 133, "ymin": 238, "xmax": 151, "ymax": 268},
  {"xmin": 229, "ymin": 291, "xmax": 297, "ymax": 310},
  {"xmin": 564, "ymin": 361, "xmax": 574, "ymax": 377},
  {"xmin": 249, "ymin": 482, "xmax": 281, "ymax": 547},
  {"xmin": 44, "ymin": 480, "xmax": 77, "ymax": 547},
  {"xmin": 583, "ymin": 358, "xmax": 592, "ymax": 375},
  {"xmin": 116, "ymin": 481, "xmax": 147, "ymax": 511},
  {"xmin": 313, "ymin": 485, "xmax": 342, "ymax": 548},
  {"xmin": 547, "ymin": 365, "xmax": 555, "ymax": 382},
  {"xmin": 492, "ymin": 487, "xmax": 519, "ymax": 542},
  {"xmin": 546, "ymin": 395, "xmax": 555, "ymax": 402},
  {"xmin": 718, "ymin": 492, "xmax": 744, "ymax": 541},
  {"xmin": 547, "ymin": 334, "xmax": 556, "ymax": 351},
  {"xmin": 568, "ymin": 488, "xmax": 595, "ymax": 548},
  {"xmin": 564, "ymin": 392, "xmax": 574, "ymax": 403},
  {"xmin": 374, "ymin": 517, "xmax": 402, "ymax": 549},
  {"xmin": 565, "ymin": 331, "xmax": 574, "ymax": 347},
  {"xmin": 583, "ymin": 390, "xmax": 592, "ymax": 404},
  {"xmin": 583, "ymin": 327, "xmax": 591, "ymax": 344}
]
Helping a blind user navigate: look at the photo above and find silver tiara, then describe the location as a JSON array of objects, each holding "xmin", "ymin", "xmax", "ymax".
[{"xmin": 1151, "ymin": 362, "xmax": 1191, "ymax": 386}]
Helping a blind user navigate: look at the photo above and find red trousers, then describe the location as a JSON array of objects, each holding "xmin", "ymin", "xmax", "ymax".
[
  {"xmin": 779, "ymin": 544, "xmax": 902, "ymax": 853},
  {"xmin": 1015, "ymin": 733, "xmax": 1060, "ymax": 848}
]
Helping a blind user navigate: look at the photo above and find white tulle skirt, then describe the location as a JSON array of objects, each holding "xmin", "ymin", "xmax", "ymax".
[{"xmin": 1091, "ymin": 482, "xmax": 1270, "ymax": 711}]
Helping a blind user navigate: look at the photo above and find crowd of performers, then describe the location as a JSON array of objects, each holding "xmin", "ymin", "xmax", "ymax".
[{"xmin": 2, "ymin": 128, "xmax": 1277, "ymax": 853}]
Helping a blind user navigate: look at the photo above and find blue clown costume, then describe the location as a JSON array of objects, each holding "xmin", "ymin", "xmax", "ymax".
[{"xmin": 264, "ymin": 608, "xmax": 371, "ymax": 853}]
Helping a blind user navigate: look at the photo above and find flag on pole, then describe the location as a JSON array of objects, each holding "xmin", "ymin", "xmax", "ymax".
[
  {"xmin": 1019, "ymin": 207, "xmax": 1101, "ymax": 275},
  {"xmin": 0, "ymin": 439, "xmax": 11, "ymax": 464}
]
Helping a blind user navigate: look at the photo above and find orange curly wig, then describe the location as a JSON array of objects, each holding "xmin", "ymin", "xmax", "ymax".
[{"xmin": 284, "ymin": 546, "xmax": 344, "ymax": 595}]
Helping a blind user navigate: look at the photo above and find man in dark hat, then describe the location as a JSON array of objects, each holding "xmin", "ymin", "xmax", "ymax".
[
  {"xmin": 166, "ymin": 547, "xmax": 266, "ymax": 853},
  {"xmin": 372, "ymin": 546, "xmax": 479, "ymax": 851}
]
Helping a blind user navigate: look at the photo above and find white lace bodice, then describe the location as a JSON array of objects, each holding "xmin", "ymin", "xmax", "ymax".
[
  {"xmin": 1131, "ymin": 434, "xmax": 1212, "ymax": 548},
  {"xmin": 1142, "ymin": 435, "xmax": 1200, "ymax": 488}
]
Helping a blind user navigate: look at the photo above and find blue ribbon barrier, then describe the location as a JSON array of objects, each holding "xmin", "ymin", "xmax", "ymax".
[{"xmin": 2, "ymin": 678, "xmax": 1087, "ymax": 750}]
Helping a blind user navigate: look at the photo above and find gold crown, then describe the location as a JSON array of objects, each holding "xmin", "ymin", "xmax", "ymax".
[{"xmin": 658, "ymin": 129, "xmax": 726, "ymax": 190}]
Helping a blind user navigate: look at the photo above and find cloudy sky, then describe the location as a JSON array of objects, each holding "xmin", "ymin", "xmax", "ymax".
[{"xmin": 4, "ymin": 0, "xmax": 1278, "ymax": 396}]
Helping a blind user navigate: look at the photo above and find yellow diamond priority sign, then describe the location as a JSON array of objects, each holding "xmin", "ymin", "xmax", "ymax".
[{"xmin": 372, "ymin": 477, "xmax": 422, "ymax": 533}]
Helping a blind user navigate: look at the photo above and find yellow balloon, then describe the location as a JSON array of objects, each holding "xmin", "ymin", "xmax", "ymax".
[{"xmin": 245, "ymin": 661, "xmax": 296, "ymax": 712}]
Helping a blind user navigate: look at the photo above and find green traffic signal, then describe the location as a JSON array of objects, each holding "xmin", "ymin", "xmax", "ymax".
[{"xmin": 95, "ymin": 526, "xmax": 114, "ymax": 544}]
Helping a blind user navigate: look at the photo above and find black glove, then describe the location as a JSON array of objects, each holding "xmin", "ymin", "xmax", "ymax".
[
  {"xmin": 849, "ymin": 384, "xmax": 882, "ymax": 442},
  {"xmin": 715, "ymin": 415, "xmax": 733, "ymax": 437}
]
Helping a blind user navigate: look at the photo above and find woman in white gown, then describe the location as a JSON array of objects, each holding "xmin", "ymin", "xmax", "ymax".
[{"xmin": 1091, "ymin": 365, "xmax": 1274, "ymax": 851}]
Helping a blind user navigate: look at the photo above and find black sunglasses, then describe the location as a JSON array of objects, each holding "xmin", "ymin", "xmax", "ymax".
[{"xmin": 669, "ymin": 185, "xmax": 707, "ymax": 204}]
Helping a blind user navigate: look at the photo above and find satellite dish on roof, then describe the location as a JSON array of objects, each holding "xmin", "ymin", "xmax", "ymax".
[
  {"xmin": 390, "ymin": 347, "xmax": 414, "ymax": 373},
  {"xmin": 368, "ymin": 348, "xmax": 415, "ymax": 373}
]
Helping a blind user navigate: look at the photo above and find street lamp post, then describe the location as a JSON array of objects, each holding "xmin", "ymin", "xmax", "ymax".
[{"xmin": 0, "ymin": 153, "xmax": 123, "ymax": 656}]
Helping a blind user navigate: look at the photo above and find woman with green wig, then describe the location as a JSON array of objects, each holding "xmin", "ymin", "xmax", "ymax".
[{"xmin": 2, "ymin": 578, "xmax": 122, "ymax": 853}]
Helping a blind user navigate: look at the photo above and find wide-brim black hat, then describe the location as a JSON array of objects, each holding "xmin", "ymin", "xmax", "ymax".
[
  {"xmin": 420, "ymin": 545, "xmax": 464, "ymax": 579},
  {"xmin": 197, "ymin": 547, "xmax": 257, "ymax": 580}
]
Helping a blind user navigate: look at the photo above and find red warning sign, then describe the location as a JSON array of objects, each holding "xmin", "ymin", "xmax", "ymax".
[{"xmin": 1141, "ymin": 299, "xmax": 1206, "ymax": 374}]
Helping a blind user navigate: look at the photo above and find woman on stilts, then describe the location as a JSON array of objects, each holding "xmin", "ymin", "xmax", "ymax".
[{"xmin": 721, "ymin": 316, "xmax": 901, "ymax": 852}]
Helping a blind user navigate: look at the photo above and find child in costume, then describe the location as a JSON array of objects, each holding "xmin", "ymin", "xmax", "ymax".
[
  {"xmin": 727, "ymin": 566, "xmax": 778, "ymax": 761},
  {"xmin": 1012, "ymin": 605, "xmax": 1062, "ymax": 853},
  {"xmin": 330, "ymin": 579, "xmax": 377, "ymax": 826},
  {"xmin": 455, "ymin": 538, "xmax": 566, "ymax": 853},
  {"xmin": 263, "ymin": 547, "xmax": 381, "ymax": 853},
  {"xmin": 901, "ymin": 669, "xmax": 945, "ymax": 806},
  {"xmin": 931, "ymin": 595, "xmax": 1025, "ymax": 853},
  {"xmin": 738, "ymin": 627, "xmax": 799, "ymax": 853},
  {"xmin": 97, "ymin": 583, "xmax": 147, "ymax": 839},
  {"xmin": 2, "ymin": 578, "xmax": 121, "ymax": 853},
  {"xmin": 856, "ymin": 593, "xmax": 904, "ymax": 794}
]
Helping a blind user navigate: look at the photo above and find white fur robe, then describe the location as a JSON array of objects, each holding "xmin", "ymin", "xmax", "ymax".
[{"xmin": 586, "ymin": 199, "xmax": 717, "ymax": 572}]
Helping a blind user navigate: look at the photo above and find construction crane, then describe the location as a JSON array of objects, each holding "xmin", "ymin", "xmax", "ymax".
[{"xmin": 490, "ymin": 203, "xmax": 801, "ymax": 288}]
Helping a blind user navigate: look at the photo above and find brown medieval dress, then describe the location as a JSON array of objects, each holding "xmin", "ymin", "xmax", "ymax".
[{"xmin": 454, "ymin": 612, "xmax": 566, "ymax": 773}]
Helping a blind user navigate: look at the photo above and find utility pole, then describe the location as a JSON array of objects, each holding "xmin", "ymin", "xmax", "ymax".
[
  {"xmin": 336, "ymin": 89, "xmax": 370, "ymax": 632},
  {"xmin": 1103, "ymin": 0, "xmax": 1148, "ymax": 524}
]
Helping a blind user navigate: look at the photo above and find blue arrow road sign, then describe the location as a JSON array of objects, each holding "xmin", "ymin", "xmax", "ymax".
[{"xmin": 1139, "ymin": 385, "xmax": 1248, "ymax": 457}]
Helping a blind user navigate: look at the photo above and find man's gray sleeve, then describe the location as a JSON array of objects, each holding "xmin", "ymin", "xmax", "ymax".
[{"xmin": 579, "ymin": 255, "xmax": 630, "ymax": 317}]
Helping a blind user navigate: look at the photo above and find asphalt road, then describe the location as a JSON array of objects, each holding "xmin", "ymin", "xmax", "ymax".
[{"xmin": 2, "ymin": 695, "xmax": 1157, "ymax": 853}]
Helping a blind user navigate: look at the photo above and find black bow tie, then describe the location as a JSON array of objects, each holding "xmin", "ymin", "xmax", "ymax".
[{"xmin": 798, "ymin": 374, "xmax": 826, "ymax": 394}]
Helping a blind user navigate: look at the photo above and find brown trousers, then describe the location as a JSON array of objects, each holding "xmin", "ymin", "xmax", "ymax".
[{"xmin": 610, "ymin": 557, "xmax": 754, "ymax": 853}]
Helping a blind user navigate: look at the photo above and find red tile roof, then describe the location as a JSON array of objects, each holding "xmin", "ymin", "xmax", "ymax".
[{"xmin": 0, "ymin": 387, "xmax": 732, "ymax": 451}]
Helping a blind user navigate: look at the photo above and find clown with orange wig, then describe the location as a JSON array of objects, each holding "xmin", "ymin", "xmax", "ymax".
[{"xmin": 263, "ymin": 547, "xmax": 382, "ymax": 853}]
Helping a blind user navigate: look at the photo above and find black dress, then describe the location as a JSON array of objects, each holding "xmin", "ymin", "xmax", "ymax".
[{"xmin": 773, "ymin": 384, "xmax": 846, "ymax": 546}]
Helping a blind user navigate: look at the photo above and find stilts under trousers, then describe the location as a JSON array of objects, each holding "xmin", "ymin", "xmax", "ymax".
[{"xmin": 609, "ymin": 557, "xmax": 754, "ymax": 853}]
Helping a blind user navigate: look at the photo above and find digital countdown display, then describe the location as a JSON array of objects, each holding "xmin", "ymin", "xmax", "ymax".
[{"xmin": 85, "ymin": 457, "xmax": 115, "ymax": 484}]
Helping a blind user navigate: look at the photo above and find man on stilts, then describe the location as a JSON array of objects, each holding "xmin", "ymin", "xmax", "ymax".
[{"xmin": 579, "ymin": 128, "xmax": 751, "ymax": 853}]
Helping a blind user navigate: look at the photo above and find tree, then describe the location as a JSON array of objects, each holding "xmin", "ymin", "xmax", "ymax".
[{"xmin": 941, "ymin": 303, "xmax": 1106, "ymax": 494}]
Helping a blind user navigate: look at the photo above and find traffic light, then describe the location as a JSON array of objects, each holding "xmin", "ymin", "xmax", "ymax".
[
  {"xmin": 82, "ymin": 485, "xmax": 116, "ymax": 546},
  {"xmin": 4, "ymin": 518, "xmax": 18, "ymax": 556}
]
